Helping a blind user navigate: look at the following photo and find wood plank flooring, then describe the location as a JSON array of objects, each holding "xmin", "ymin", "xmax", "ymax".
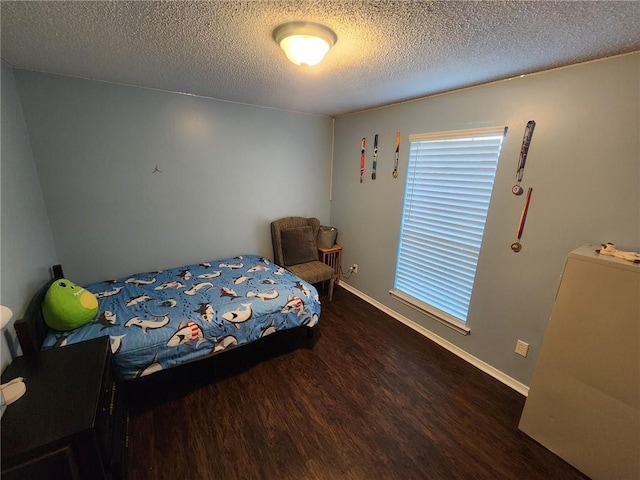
[{"xmin": 126, "ymin": 286, "xmax": 589, "ymax": 480}]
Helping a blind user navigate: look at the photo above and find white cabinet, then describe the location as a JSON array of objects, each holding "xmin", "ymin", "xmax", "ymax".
[{"xmin": 519, "ymin": 245, "xmax": 639, "ymax": 480}]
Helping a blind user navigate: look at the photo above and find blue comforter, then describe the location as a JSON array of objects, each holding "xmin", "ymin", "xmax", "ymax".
[{"xmin": 42, "ymin": 255, "xmax": 320, "ymax": 380}]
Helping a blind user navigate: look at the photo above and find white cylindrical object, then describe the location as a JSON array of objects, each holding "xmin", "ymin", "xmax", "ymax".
[{"xmin": 0, "ymin": 305, "xmax": 13, "ymax": 329}]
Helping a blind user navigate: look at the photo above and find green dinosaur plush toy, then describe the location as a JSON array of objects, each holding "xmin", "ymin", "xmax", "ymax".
[{"xmin": 43, "ymin": 279, "xmax": 98, "ymax": 331}]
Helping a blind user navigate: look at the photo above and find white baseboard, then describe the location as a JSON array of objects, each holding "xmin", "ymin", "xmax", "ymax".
[{"xmin": 338, "ymin": 282, "xmax": 530, "ymax": 397}]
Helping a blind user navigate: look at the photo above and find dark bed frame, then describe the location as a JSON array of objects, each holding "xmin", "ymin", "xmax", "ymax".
[
  {"xmin": 14, "ymin": 264, "xmax": 319, "ymax": 375},
  {"xmin": 14, "ymin": 264, "xmax": 64, "ymax": 356}
]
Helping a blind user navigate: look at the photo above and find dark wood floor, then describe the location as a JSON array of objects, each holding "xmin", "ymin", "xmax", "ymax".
[{"xmin": 126, "ymin": 286, "xmax": 589, "ymax": 480}]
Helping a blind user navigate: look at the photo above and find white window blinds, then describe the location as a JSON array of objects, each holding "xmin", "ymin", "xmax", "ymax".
[{"xmin": 392, "ymin": 126, "xmax": 506, "ymax": 328}]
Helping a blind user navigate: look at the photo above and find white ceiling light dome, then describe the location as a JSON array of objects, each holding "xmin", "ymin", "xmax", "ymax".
[{"xmin": 273, "ymin": 21, "xmax": 337, "ymax": 67}]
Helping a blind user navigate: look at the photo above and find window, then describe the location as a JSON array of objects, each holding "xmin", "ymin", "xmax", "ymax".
[{"xmin": 391, "ymin": 126, "xmax": 506, "ymax": 334}]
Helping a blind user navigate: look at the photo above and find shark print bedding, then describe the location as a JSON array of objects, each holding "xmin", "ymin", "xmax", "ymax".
[{"xmin": 42, "ymin": 255, "xmax": 321, "ymax": 380}]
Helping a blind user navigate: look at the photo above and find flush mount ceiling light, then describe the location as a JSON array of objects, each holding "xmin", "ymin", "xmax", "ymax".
[{"xmin": 273, "ymin": 21, "xmax": 337, "ymax": 67}]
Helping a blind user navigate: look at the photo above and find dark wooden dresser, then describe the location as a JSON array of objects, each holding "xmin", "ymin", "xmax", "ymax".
[{"xmin": 1, "ymin": 336, "xmax": 127, "ymax": 480}]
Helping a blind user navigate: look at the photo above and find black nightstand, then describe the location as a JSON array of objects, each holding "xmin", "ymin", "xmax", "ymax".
[{"xmin": 1, "ymin": 336, "xmax": 127, "ymax": 480}]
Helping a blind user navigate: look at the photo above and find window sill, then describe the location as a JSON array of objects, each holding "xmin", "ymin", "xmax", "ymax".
[{"xmin": 389, "ymin": 290, "xmax": 470, "ymax": 336}]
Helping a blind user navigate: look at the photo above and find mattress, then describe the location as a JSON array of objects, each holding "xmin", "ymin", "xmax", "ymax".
[{"xmin": 42, "ymin": 255, "xmax": 321, "ymax": 380}]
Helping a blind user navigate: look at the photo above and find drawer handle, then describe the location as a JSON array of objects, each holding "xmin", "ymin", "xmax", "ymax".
[
  {"xmin": 125, "ymin": 414, "xmax": 130, "ymax": 448},
  {"xmin": 109, "ymin": 383, "xmax": 116, "ymax": 416}
]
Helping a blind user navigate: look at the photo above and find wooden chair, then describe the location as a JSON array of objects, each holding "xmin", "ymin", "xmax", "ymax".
[{"xmin": 271, "ymin": 217, "xmax": 334, "ymax": 301}]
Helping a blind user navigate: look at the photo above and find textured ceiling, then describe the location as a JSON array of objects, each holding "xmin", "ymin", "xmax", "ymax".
[{"xmin": 1, "ymin": 1, "xmax": 638, "ymax": 116}]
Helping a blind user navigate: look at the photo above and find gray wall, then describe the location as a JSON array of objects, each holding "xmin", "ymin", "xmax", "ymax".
[
  {"xmin": 15, "ymin": 71, "xmax": 333, "ymax": 285},
  {"xmin": 6, "ymin": 54, "xmax": 638, "ymax": 387},
  {"xmin": 0, "ymin": 63, "xmax": 59, "ymax": 370},
  {"xmin": 331, "ymin": 53, "xmax": 640, "ymax": 386}
]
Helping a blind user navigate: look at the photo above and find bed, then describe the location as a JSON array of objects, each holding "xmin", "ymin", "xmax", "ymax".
[{"xmin": 15, "ymin": 255, "xmax": 321, "ymax": 381}]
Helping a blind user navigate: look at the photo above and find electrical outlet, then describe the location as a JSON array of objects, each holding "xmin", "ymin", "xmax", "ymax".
[
  {"xmin": 352, "ymin": 263, "xmax": 358, "ymax": 274},
  {"xmin": 515, "ymin": 340, "xmax": 529, "ymax": 357}
]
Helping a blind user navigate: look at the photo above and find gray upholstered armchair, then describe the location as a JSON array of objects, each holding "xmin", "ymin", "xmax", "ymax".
[{"xmin": 271, "ymin": 217, "xmax": 334, "ymax": 301}]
